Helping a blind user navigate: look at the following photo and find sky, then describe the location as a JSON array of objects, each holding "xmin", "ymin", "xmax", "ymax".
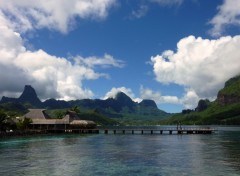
[{"xmin": 0, "ymin": 0, "xmax": 240, "ymax": 113}]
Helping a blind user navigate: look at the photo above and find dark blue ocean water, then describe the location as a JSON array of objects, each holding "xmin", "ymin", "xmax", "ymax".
[{"xmin": 0, "ymin": 127, "xmax": 239, "ymax": 176}]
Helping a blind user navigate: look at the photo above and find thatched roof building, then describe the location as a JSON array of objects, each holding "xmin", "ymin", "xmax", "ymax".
[
  {"xmin": 24, "ymin": 109, "xmax": 96, "ymax": 129},
  {"xmin": 25, "ymin": 109, "xmax": 50, "ymax": 120}
]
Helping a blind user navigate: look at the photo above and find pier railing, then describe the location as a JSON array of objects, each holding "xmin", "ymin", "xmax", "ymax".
[
  {"xmin": 0, "ymin": 127, "xmax": 217, "ymax": 137},
  {"xmin": 98, "ymin": 127, "xmax": 216, "ymax": 135}
]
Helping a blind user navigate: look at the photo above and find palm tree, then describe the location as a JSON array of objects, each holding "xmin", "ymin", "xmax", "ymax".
[{"xmin": 70, "ymin": 106, "xmax": 80, "ymax": 114}]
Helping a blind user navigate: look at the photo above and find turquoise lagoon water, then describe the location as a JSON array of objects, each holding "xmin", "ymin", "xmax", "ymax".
[{"xmin": 0, "ymin": 127, "xmax": 240, "ymax": 176}]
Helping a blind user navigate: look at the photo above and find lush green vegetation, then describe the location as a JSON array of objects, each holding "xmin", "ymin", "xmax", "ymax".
[
  {"xmin": 80, "ymin": 108, "xmax": 169, "ymax": 126},
  {"xmin": 79, "ymin": 110, "xmax": 120, "ymax": 126},
  {"xmin": 15, "ymin": 117, "xmax": 32, "ymax": 130},
  {"xmin": 159, "ymin": 102, "xmax": 240, "ymax": 125},
  {"xmin": 0, "ymin": 103, "xmax": 28, "ymax": 117},
  {"xmin": 218, "ymin": 75, "xmax": 240, "ymax": 96},
  {"xmin": 0, "ymin": 109, "xmax": 32, "ymax": 131},
  {"xmin": 158, "ymin": 75, "xmax": 240, "ymax": 125},
  {"xmin": 46, "ymin": 108, "xmax": 120, "ymax": 126},
  {"xmin": 0, "ymin": 110, "xmax": 8, "ymax": 131},
  {"xmin": 45, "ymin": 105, "xmax": 171, "ymax": 126},
  {"xmin": 0, "ymin": 103, "xmax": 34, "ymax": 132}
]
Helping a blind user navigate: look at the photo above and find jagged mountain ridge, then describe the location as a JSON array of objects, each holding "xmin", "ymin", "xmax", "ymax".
[
  {"xmin": 19, "ymin": 85, "xmax": 42, "ymax": 107},
  {"xmin": 1, "ymin": 85, "xmax": 42, "ymax": 107},
  {"xmin": 0, "ymin": 85, "xmax": 170, "ymax": 120}
]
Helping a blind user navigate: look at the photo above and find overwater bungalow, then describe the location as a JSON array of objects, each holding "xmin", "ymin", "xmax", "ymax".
[{"xmin": 24, "ymin": 109, "xmax": 96, "ymax": 130}]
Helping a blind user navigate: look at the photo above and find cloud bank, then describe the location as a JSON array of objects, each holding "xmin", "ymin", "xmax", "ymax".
[
  {"xmin": 151, "ymin": 35, "xmax": 240, "ymax": 108},
  {"xmin": 0, "ymin": 0, "xmax": 116, "ymax": 33},
  {"xmin": 0, "ymin": 1, "xmax": 122, "ymax": 100}
]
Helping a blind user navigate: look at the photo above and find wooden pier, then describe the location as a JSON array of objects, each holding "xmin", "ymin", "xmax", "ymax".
[
  {"xmin": 100, "ymin": 128, "xmax": 215, "ymax": 135},
  {"xmin": 0, "ymin": 127, "xmax": 216, "ymax": 137},
  {"xmin": 41, "ymin": 127, "xmax": 216, "ymax": 135}
]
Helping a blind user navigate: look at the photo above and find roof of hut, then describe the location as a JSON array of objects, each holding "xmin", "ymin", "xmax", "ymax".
[
  {"xmin": 30, "ymin": 119, "xmax": 69, "ymax": 125},
  {"xmin": 70, "ymin": 120, "xmax": 95, "ymax": 125},
  {"xmin": 64, "ymin": 110, "xmax": 81, "ymax": 121},
  {"xmin": 25, "ymin": 109, "xmax": 50, "ymax": 120},
  {"xmin": 24, "ymin": 109, "xmax": 96, "ymax": 127},
  {"xmin": 70, "ymin": 120, "xmax": 96, "ymax": 128}
]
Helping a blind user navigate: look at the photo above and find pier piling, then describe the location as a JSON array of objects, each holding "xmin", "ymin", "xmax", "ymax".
[{"xmin": 4, "ymin": 128, "xmax": 215, "ymax": 137}]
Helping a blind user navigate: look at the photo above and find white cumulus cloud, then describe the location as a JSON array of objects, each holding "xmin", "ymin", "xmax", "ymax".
[
  {"xmin": 0, "ymin": 4, "xmax": 123, "ymax": 101},
  {"xmin": 103, "ymin": 87, "xmax": 141, "ymax": 102},
  {"xmin": 151, "ymin": 35, "xmax": 240, "ymax": 108},
  {"xmin": 180, "ymin": 89, "xmax": 199, "ymax": 109},
  {"xmin": 0, "ymin": 23, "xmax": 99, "ymax": 100},
  {"xmin": 140, "ymin": 86, "xmax": 180, "ymax": 104},
  {"xmin": 209, "ymin": 0, "xmax": 240, "ymax": 37},
  {"xmin": 0, "ymin": 0, "xmax": 117, "ymax": 33}
]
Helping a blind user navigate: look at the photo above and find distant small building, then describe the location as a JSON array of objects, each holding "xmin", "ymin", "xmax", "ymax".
[{"xmin": 24, "ymin": 109, "xmax": 96, "ymax": 130}]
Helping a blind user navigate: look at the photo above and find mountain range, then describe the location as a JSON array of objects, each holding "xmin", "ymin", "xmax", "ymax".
[
  {"xmin": 0, "ymin": 85, "xmax": 170, "ymax": 123},
  {"xmin": 2, "ymin": 75, "xmax": 239, "ymax": 125}
]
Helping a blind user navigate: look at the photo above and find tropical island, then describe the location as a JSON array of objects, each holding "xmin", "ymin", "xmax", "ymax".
[{"xmin": 0, "ymin": 75, "xmax": 240, "ymax": 134}]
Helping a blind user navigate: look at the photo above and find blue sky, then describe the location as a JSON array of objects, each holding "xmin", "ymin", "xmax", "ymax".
[{"xmin": 0, "ymin": 0, "xmax": 240, "ymax": 113}]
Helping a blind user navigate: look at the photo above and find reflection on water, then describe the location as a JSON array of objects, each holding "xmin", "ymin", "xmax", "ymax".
[
  {"xmin": 0, "ymin": 127, "xmax": 240, "ymax": 176},
  {"xmin": 217, "ymin": 131, "xmax": 240, "ymax": 171}
]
